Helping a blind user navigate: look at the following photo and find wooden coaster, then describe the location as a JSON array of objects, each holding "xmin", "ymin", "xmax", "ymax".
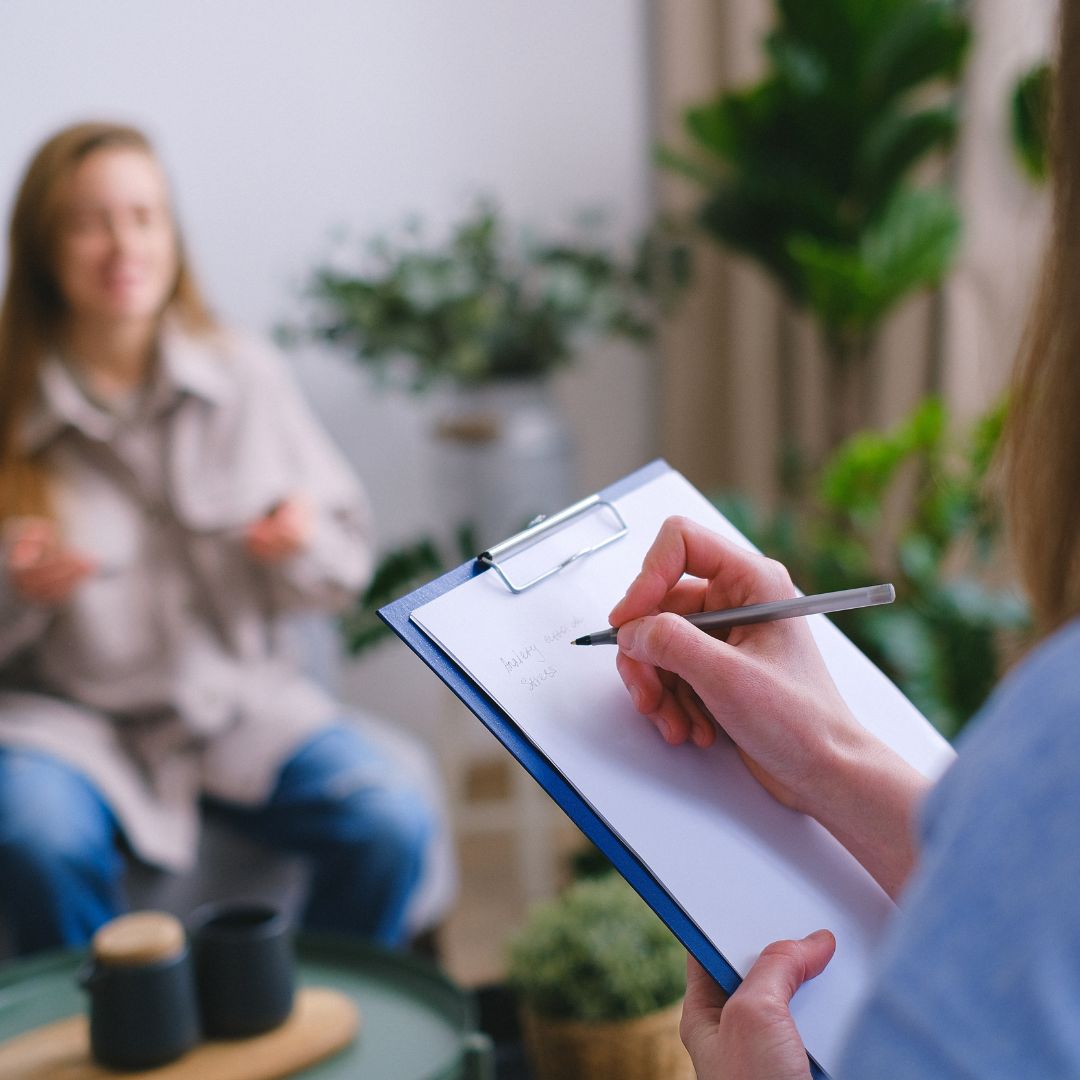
[{"xmin": 0, "ymin": 986, "xmax": 360, "ymax": 1080}]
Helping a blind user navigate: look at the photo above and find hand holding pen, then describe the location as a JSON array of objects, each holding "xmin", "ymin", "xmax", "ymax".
[{"xmin": 608, "ymin": 515, "xmax": 930, "ymax": 897}]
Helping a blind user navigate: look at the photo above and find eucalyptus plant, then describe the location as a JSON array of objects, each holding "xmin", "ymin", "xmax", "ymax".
[
  {"xmin": 662, "ymin": 0, "xmax": 971, "ymax": 453},
  {"xmin": 296, "ymin": 201, "xmax": 687, "ymax": 392}
]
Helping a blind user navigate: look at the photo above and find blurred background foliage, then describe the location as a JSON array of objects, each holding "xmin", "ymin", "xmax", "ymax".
[
  {"xmin": 716, "ymin": 398, "xmax": 1029, "ymax": 739},
  {"xmin": 655, "ymin": 0, "xmax": 1036, "ymax": 739},
  {"xmin": 293, "ymin": 201, "xmax": 689, "ymax": 392},
  {"xmin": 340, "ymin": 526, "xmax": 476, "ymax": 656},
  {"xmin": 1010, "ymin": 60, "xmax": 1052, "ymax": 184},
  {"xmin": 661, "ymin": 0, "xmax": 971, "ymax": 455}
]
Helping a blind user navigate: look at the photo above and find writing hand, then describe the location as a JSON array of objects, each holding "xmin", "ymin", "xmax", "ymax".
[
  {"xmin": 244, "ymin": 494, "xmax": 313, "ymax": 564},
  {"xmin": 609, "ymin": 515, "xmax": 859, "ymax": 814},
  {"xmin": 681, "ymin": 931, "xmax": 835, "ymax": 1080},
  {"xmin": 611, "ymin": 516, "xmax": 929, "ymax": 898},
  {"xmin": 4, "ymin": 517, "xmax": 97, "ymax": 604}
]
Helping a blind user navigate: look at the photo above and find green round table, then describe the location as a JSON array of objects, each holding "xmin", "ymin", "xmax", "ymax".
[{"xmin": 0, "ymin": 936, "xmax": 493, "ymax": 1080}]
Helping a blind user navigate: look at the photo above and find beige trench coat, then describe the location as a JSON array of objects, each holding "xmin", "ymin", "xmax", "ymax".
[{"xmin": 0, "ymin": 328, "xmax": 374, "ymax": 871}]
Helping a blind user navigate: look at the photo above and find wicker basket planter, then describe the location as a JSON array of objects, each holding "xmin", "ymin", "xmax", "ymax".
[{"xmin": 520, "ymin": 998, "xmax": 693, "ymax": 1080}]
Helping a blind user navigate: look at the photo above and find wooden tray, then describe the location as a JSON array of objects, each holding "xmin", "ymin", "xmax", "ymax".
[
  {"xmin": 0, "ymin": 986, "xmax": 359, "ymax": 1080},
  {"xmin": 0, "ymin": 937, "xmax": 481, "ymax": 1080}
]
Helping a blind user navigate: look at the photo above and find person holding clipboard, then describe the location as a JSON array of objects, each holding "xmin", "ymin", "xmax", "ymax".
[{"xmin": 611, "ymin": 4, "xmax": 1080, "ymax": 1077}]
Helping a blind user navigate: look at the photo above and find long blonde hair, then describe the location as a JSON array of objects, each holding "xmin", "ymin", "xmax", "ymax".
[
  {"xmin": 0, "ymin": 121, "xmax": 214, "ymax": 521},
  {"xmin": 1003, "ymin": 2, "xmax": 1080, "ymax": 638}
]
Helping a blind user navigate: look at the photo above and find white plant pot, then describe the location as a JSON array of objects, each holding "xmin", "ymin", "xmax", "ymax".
[{"xmin": 429, "ymin": 379, "xmax": 577, "ymax": 553}]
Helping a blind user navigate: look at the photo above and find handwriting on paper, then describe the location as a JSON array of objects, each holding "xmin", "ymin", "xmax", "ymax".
[
  {"xmin": 500, "ymin": 644, "xmax": 545, "ymax": 675},
  {"xmin": 543, "ymin": 615, "xmax": 585, "ymax": 647},
  {"xmin": 498, "ymin": 615, "xmax": 585, "ymax": 692}
]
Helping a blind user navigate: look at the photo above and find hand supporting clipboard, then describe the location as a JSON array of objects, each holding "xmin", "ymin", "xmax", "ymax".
[{"xmin": 379, "ymin": 459, "xmax": 955, "ymax": 1080}]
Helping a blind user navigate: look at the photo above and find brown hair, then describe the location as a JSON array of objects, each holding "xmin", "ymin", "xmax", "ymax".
[
  {"xmin": 0, "ymin": 121, "xmax": 214, "ymax": 521},
  {"xmin": 1003, "ymin": 2, "xmax": 1080, "ymax": 637}
]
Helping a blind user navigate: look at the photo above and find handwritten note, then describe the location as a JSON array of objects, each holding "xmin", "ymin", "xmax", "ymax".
[
  {"xmin": 411, "ymin": 467, "xmax": 955, "ymax": 1077},
  {"xmin": 496, "ymin": 616, "xmax": 586, "ymax": 694}
]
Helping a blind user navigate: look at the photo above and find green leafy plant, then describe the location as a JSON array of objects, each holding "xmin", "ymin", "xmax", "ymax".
[
  {"xmin": 718, "ymin": 397, "xmax": 1030, "ymax": 738},
  {"xmin": 507, "ymin": 875, "xmax": 684, "ymax": 1023},
  {"xmin": 662, "ymin": 0, "xmax": 971, "ymax": 453},
  {"xmin": 1010, "ymin": 60, "xmax": 1052, "ymax": 183},
  {"xmin": 294, "ymin": 201, "xmax": 688, "ymax": 392},
  {"xmin": 340, "ymin": 527, "xmax": 477, "ymax": 655}
]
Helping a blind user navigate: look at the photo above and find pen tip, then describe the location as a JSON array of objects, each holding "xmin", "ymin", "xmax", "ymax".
[{"xmin": 570, "ymin": 637, "xmax": 586, "ymax": 646}]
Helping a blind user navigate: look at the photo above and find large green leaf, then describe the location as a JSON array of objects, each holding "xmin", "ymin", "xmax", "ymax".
[
  {"xmin": 685, "ymin": 79, "xmax": 865, "ymax": 205},
  {"xmin": 789, "ymin": 187, "xmax": 960, "ymax": 333},
  {"xmin": 861, "ymin": 186, "xmax": 961, "ymax": 292},
  {"xmin": 858, "ymin": 105, "xmax": 959, "ymax": 210},
  {"xmin": 863, "ymin": 2, "xmax": 971, "ymax": 108},
  {"xmin": 684, "ymin": 84, "xmax": 775, "ymax": 163},
  {"xmin": 1011, "ymin": 61, "xmax": 1052, "ymax": 183},
  {"xmin": 764, "ymin": 34, "xmax": 829, "ymax": 98},
  {"xmin": 699, "ymin": 181, "xmax": 822, "ymax": 302},
  {"xmin": 775, "ymin": 0, "xmax": 906, "ymax": 82},
  {"xmin": 819, "ymin": 396, "xmax": 945, "ymax": 517}
]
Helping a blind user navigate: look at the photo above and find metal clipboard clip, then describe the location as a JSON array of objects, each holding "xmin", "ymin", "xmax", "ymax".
[{"xmin": 477, "ymin": 494, "xmax": 629, "ymax": 594}]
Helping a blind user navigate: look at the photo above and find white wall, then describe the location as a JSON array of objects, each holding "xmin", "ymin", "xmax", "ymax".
[{"xmin": 0, "ymin": 1, "xmax": 655, "ymax": 736}]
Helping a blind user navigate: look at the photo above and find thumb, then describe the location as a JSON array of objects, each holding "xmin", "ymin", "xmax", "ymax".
[{"xmin": 740, "ymin": 930, "xmax": 836, "ymax": 1006}]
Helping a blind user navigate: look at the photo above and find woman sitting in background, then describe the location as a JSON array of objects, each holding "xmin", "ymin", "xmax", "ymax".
[{"xmin": 0, "ymin": 121, "xmax": 432, "ymax": 955}]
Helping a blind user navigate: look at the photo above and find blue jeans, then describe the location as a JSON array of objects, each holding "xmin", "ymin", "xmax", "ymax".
[{"xmin": 0, "ymin": 725, "xmax": 433, "ymax": 956}]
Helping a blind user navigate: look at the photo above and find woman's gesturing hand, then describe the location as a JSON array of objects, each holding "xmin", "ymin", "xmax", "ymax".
[
  {"xmin": 4, "ymin": 517, "xmax": 97, "ymax": 605},
  {"xmin": 244, "ymin": 494, "xmax": 314, "ymax": 564}
]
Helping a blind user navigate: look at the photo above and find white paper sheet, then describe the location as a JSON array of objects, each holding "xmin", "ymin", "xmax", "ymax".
[{"xmin": 412, "ymin": 466, "xmax": 955, "ymax": 1076}]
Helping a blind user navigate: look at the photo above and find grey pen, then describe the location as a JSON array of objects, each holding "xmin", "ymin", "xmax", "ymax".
[{"xmin": 571, "ymin": 583, "xmax": 896, "ymax": 646}]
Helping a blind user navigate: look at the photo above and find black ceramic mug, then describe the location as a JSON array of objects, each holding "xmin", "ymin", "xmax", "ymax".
[
  {"xmin": 189, "ymin": 900, "xmax": 296, "ymax": 1038},
  {"xmin": 78, "ymin": 911, "xmax": 201, "ymax": 1070}
]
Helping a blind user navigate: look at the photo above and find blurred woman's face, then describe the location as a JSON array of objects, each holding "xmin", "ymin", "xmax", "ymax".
[{"xmin": 53, "ymin": 147, "xmax": 179, "ymax": 329}]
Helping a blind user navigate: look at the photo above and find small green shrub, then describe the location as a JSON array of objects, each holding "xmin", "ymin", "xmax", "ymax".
[{"xmin": 507, "ymin": 875, "xmax": 685, "ymax": 1023}]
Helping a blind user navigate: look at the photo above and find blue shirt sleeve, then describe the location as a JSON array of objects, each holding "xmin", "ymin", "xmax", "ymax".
[{"xmin": 838, "ymin": 617, "xmax": 1080, "ymax": 1079}]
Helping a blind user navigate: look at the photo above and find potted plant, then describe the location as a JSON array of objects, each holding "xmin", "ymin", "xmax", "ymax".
[
  {"xmin": 661, "ymin": 0, "xmax": 971, "ymax": 482},
  {"xmin": 295, "ymin": 200, "xmax": 685, "ymax": 547},
  {"xmin": 507, "ymin": 873, "xmax": 690, "ymax": 1080}
]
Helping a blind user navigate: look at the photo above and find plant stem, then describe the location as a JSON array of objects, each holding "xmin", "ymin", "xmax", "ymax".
[
  {"xmin": 777, "ymin": 301, "xmax": 802, "ymax": 501},
  {"xmin": 825, "ymin": 331, "xmax": 873, "ymax": 453}
]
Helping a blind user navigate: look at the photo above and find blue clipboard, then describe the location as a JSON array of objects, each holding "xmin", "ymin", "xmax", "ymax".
[{"xmin": 379, "ymin": 459, "xmax": 829, "ymax": 1080}]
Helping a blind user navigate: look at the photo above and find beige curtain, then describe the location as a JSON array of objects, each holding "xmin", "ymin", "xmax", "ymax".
[{"xmin": 649, "ymin": 0, "xmax": 1053, "ymax": 504}]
